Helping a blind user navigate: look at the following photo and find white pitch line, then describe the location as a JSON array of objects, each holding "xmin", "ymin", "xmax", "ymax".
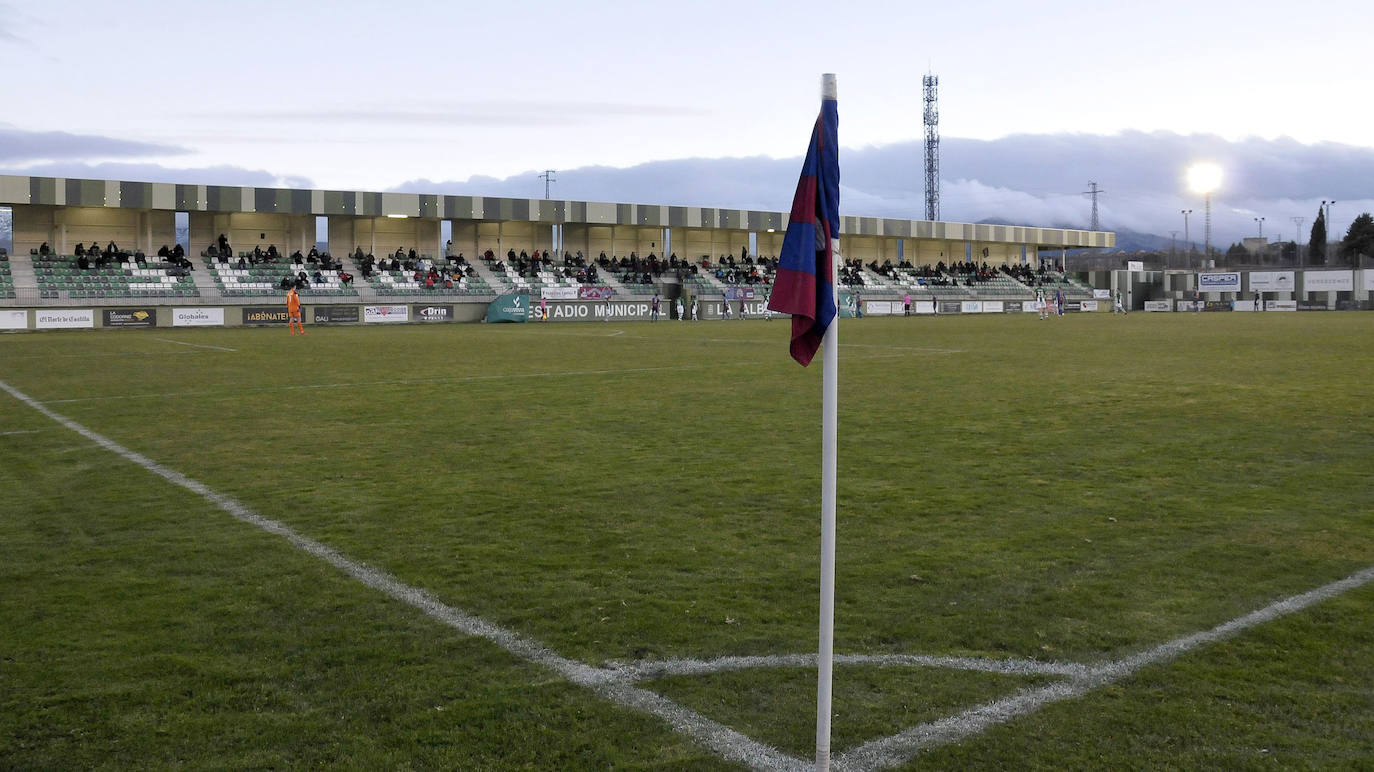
[
  {"xmin": 153, "ymin": 337, "xmax": 238, "ymax": 352},
  {"xmin": 0, "ymin": 429, "xmax": 42, "ymax": 436},
  {"xmin": 0, "ymin": 377, "xmax": 806, "ymax": 772},
  {"xmin": 833, "ymin": 564, "xmax": 1374, "ymax": 772},
  {"xmin": 609, "ymin": 652, "xmax": 1088, "ymax": 682}
]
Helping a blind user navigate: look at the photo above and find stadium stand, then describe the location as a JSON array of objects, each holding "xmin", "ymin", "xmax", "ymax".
[
  {"xmin": 33, "ymin": 254, "xmax": 199, "ymax": 300},
  {"xmin": 205, "ymin": 254, "xmax": 358, "ymax": 298},
  {"xmin": 364, "ymin": 254, "xmax": 493, "ymax": 297},
  {"xmin": 0, "ymin": 251, "xmax": 14, "ymax": 299}
]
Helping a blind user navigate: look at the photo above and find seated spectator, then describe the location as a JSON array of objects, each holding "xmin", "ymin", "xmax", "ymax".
[
  {"xmin": 408, "ymin": 248, "xmax": 418, "ymax": 261},
  {"xmin": 312, "ymin": 270, "xmax": 324, "ymax": 284},
  {"xmin": 338, "ymin": 271, "xmax": 353, "ymax": 286},
  {"xmin": 307, "ymin": 246, "xmax": 319, "ymax": 261},
  {"xmin": 74, "ymin": 242, "xmax": 87, "ymax": 257},
  {"xmin": 354, "ymin": 246, "xmax": 365, "ymax": 261},
  {"xmin": 77, "ymin": 254, "xmax": 90, "ymax": 270},
  {"xmin": 157, "ymin": 245, "xmax": 171, "ymax": 258},
  {"xmin": 279, "ymin": 276, "xmax": 293, "ymax": 290},
  {"xmin": 292, "ymin": 250, "xmax": 305, "ymax": 263},
  {"xmin": 237, "ymin": 255, "xmax": 248, "ymax": 270},
  {"xmin": 395, "ymin": 246, "xmax": 405, "ymax": 260}
]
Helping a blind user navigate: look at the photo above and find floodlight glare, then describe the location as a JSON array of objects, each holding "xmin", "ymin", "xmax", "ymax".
[{"xmin": 1187, "ymin": 163, "xmax": 1222, "ymax": 195}]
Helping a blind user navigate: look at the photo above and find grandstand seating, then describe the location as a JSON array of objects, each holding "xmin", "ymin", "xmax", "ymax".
[
  {"xmin": 207, "ymin": 257, "xmax": 358, "ymax": 298},
  {"xmin": 0, "ymin": 253, "xmax": 14, "ymax": 299},
  {"xmin": 364, "ymin": 256, "xmax": 494, "ymax": 297},
  {"xmin": 33, "ymin": 255, "xmax": 199, "ymax": 300}
]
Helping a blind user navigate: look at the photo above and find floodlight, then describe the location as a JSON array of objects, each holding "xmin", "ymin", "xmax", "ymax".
[{"xmin": 1187, "ymin": 163, "xmax": 1222, "ymax": 195}]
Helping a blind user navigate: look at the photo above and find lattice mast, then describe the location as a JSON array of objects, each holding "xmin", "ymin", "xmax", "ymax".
[
  {"xmin": 922, "ymin": 73, "xmax": 940, "ymax": 222},
  {"xmin": 1082, "ymin": 181, "xmax": 1104, "ymax": 231}
]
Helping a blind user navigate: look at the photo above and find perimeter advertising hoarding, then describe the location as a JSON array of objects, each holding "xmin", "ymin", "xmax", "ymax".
[
  {"xmin": 102, "ymin": 308, "xmax": 157, "ymax": 327},
  {"xmin": 540, "ymin": 287, "xmax": 577, "ymax": 300},
  {"xmin": 915, "ymin": 300, "xmax": 937, "ymax": 314},
  {"xmin": 1268, "ymin": 300, "xmax": 1298, "ymax": 311},
  {"xmin": 0, "ymin": 309, "xmax": 27, "ymax": 329},
  {"xmin": 981, "ymin": 301, "xmax": 1004, "ymax": 313},
  {"xmin": 1093, "ymin": 289, "xmax": 1111, "ymax": 299},
  {"xmin": 1080, "ymin": 300, "xmax": 1099, "ymax": 312},
  {"xmin": 938, "ymin": 301, "xmax": 963, "ymax": 314},
  {"xmin": 1127, "ymin": 260, "xmax": 1144, "ymax": 272},
  {"xmin": 864, "ymin": 301, "xmax": 893, "ymax": 316},
  {"xmin": 961, "ymin": 301, "xmax": 982, "ymax": 314},
  {"xmin": 1003, "ymin": 301, "xmax": 1023, "ymax": 313},
  {"xmin": 243, "ymin": 306, "xmax": 288, "ymax": 325},
  {"xmin": 1304, "ymin": 271, "xmax": 1353, "ymax": 292},
  {"xmin": 1248, "ymin": 271, "xmax": 1294, "ymax": 292},
  {"xmin": 1198, "ymin": 272, "xmax": 1242, "ymax": 292},
  {"xmin": 577, "ymin": 286, "xmax": 614, "ymax": 300},
  {"xmin": 35, "ymin": 309, "xmax": 94, "ymax": 329},
  {"xmin": 364, "ymin": 305, "xmax": 410, "ymax": 323},
  {"xmin": 414, "ymin": 305, "xmax": 454, "ymax": 322},
  {"xmin": 723, "ymin": 288, "xmax": 756, "ymax": 300},
  {"xmin": 1297, "ymin": 300, "xmax": 1330, "ymax": 311},
  {"xmin": 1203, "ymin": 300, "xmax": 1233, "ymax": 311},
  {"xmin": 312, "ymin": 306, "xmax": 359, "ymax": 324},
  {"xmin": 172, "ymin": 308, "xmax": 224, "ymax": 326},
  {"xmin": 485, "ymin": 294, "xmax": 529, "ymax": 323},
  {"xmin": 1143, "ymin": 300, "xmax": 1173, "ymax": 312}
]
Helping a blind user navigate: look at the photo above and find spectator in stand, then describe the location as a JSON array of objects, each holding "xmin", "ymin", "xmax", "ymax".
[
  {"xmin": 74, "ymin": 242, "xmax": 86, "ymax": 257},
  {"xmin": 105, "ymin": 241, "xmax": 119, "ymax": 258},
  {"xmin": 338, "ymin": 270, "xmax": 353, "ymax": 286},
  {"xmin": 218, "ymin": 233, "xmax": 230, "ymax": 256},
  {"xmin": 266, "ymin": 244, "xmax": 279, "ymax": 261},
  {"xmin": 77, "ymin": 253, "xmax": 91, "ymax": 270}
]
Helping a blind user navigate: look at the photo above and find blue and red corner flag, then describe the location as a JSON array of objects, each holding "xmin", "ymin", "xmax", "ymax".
[{"xmin": 767, "ymin": 90, "xmax": 839, "ymax": 366}]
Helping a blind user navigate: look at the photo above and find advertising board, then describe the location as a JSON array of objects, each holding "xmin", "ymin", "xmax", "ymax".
[
  {"xmin": 0, "ymin": 309, "xmax": 28, "ymax": 329},
  {"xmin": 35, "ymin": 309, "xmax": 94, "ymax": 329},
  {"xmin": 540, "ymin": 287, "xmax": 577, "ymax": 300},
  {"xmin": 1127, "ymin": 260, "xmax": 1144, "ymax": 272},
  {"xmin": 102, "ymin": 308, "xmax": 157, "ymax": 327},
  {"xmin": 172, "ymin": 308, "xmax": 224, "ymax": 326},
  {"xmin": 1143, "ymin": 300, "xmax": 1172, "ymax": 312},
  {"xmin": 312, "ymin": 306, "xmax": 359, "ymax": 324},
  {"xmin": 1304, "ymin": 271, "xmax": 1353, "ymax": 292},
  {"xmin": 243, "ymin": 306, "xmax": 288, "ymax": 325},
  {"xmin": 414, "ymin": 304, "xmax": 454, "ymax": 322},
  {"xmin": 1079, "ymin": 300, "xmax": 1099, "ymax": 312},
  {"xmin": 364, "ymin": 305, "xmax": 410, "ymax": 323},
  {"xmin": 1248, "ymin": 271, "xmax": 1295, "ymax": 292},
  {"xmin": 1198, "ymin": 272, "xmax": 1242, "ymax": 292}
]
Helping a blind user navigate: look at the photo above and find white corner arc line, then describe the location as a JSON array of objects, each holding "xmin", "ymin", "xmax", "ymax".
[
  {"xmin": 609, "ymin": 653, "xmax": 1088, "ymax": 682},
  {"xmin": 0, "ymin": 378, "xmax": 805, "ymax": 772},
  {"xmin": 833, "ymin": 564, "xmax": 1374, "ymax": 772},
  {"xmin": 153, "ymin": 337, "xmax": 238, "ymax": 352}
]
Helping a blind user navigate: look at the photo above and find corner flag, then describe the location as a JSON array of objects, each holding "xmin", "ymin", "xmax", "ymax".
[{"xmin": 766, "ymin": 79, "xmax": 839, "ymax": 366}]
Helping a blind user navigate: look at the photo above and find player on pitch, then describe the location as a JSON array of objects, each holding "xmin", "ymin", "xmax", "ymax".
[{"xmin": 287, "ymin": 285, "xmax": 306, "ymax": 335}]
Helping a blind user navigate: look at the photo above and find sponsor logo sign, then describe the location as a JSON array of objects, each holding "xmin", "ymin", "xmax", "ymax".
[
  {"xmin": 1336, "ymin": 300, "xmax": 1371, "ymax": 311},
  {"xmin": 415, "ymin": 304, "xmax": 454, "ymax": 322},
  {"xmin": 981, "ymin": 301, "xmax": 1004, "ymax": 313},
  {"xmin": 1093, "ymin": 289, "xmax": 1111, "ymax": 299},
  {"xmin": 577, "ymin": 286, "xmax": 614, "ymax": 300},
  {"xmin": 1203, "ymin": 300, "xmax": 1234, "ymax": 311},
  {"xmin": 1063, "ymin": 301, "xmax": 1083, "ymax": 312},
  {"xmin": 864, "ymin": 301, "xmax": 893, "ymax": 316},
  {"xmin": 1003, "ymin": 301, "xmax": 1023, "ymax": 313},
  {"xmin": 915, "ymin": 300, "xmax": 937, "ymax": 314},
  {"xmin": 364, "ymin": 305, "xmax": 410, "ymax": 323},
  {"xmin": 1248, "ymin": 271, "xmax": 1294, "ymax": 292},
  {"xmin": 0, "ymin": 309, "xmax": 27, "ymax": 329},
  {"xmin": 723, "ymin": 287, "xmax": 756, "ymax": 300},
  {"xmin": 102, "ymin": 308, "xmax": 157, "ymax": 327},
  {"xmin": 1303, "ymin": 270, "xmax": 1353, "ymax": 292},
  {"xmin": 960, "ymin": 301, "xmax": 982, "ymax": 314},
  {"xmin": 1127, "ymin": 260, "xmax": 1145, "ymax": 272},
  {"xmin": 540, "ymin": 286, "xmax": 577, "ymax": 300},
  {"xmin": 312, "ymin": 306, "xmax": 359, "ymax": 324},
  {"xmin": 36, "ymin": 309, "xmax": 95, "ymax": 329},
  {"xmin": 1143, "ymin": 300, "xmax": 1173, "ymax": 312},
  {"xmin": 1198, "ymin": 272, "xmax": 1242, "ymax": 292},
  {"xmin": 172, "ymin": 307, "xmax": 224, "ymax": 327},
  {"xmin": 1297, "ymin": 300, "xmax": 1329, "ymax": 311},
  {"xmin": 938, "ymin": 300, "xmax": 963, "ymax": 314},
  {"xmin": 1364, "ymin": 270, "xmax": 1374, "ymax": 291},
  {"xmin": 1268, "ymin": 300, "xmax": 1298, "ymax": 311},
  {"xmin": 1080, "ymin": 300, "xmax": 1099, "ymax": 312},
  {"xmin": 243, "ymin": 306, "xmax": 288, "ymax": 325},
  {"xmin": 486, "ymin": 294, "xmax": 528, "ymax": 323}
]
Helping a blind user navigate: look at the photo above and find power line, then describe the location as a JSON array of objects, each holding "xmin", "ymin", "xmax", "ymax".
[{"xmin": 538, "ymin": 170, "xmax": 557, "ymax": 200}]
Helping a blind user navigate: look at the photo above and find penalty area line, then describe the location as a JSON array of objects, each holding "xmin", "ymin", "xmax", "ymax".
[{"xmin": 0, "ymin": 377, "xmax": 806, "ymax": 772}]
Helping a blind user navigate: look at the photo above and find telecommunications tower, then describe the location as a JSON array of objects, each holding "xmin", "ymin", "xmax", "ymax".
[{"xmin": 922, "ymin": 73, "xmax": 940, "ymax": 222}]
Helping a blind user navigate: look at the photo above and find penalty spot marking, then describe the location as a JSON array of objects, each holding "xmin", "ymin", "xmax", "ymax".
[
  {"xmin": 153, "ymin": 337, "xmax": 238, "ymax": 352},
  {"xmin": 3, "ymin": 375, "xmax": 1369, "ymax": 771}
]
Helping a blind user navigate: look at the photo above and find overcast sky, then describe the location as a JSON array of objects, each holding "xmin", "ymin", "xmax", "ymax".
[{"xmin": 1, "ymin": 0, "xmax": 1369, "ymax": 243}]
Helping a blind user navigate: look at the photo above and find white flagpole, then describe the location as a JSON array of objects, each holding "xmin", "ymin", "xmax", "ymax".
[{"xmin": 816, "ymin": 71, "xmax": 839, "ymax": 772}]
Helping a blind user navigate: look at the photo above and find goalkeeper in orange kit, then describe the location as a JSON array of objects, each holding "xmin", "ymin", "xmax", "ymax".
[{"xmin": 287, "ymin": 286, "xmax": 306, "ymax": 335}]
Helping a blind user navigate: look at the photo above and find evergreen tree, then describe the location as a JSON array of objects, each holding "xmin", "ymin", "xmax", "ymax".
[
  {"xmin": 1309, "ymin": 208, "xmax": 1327, "ymax": 266},
  {"xmin": 1226, "ymin": 242, "xmax": 1249, "ymax": 259},
  {"xmin": 1340, "ymin": 212, "xmax": 1374, "ymax": 263}
]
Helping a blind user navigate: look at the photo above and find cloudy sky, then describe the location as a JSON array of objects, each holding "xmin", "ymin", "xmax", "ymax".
[{"xmin": 2, "ymin": 0, "xmax": 1370, "ymax": 244}]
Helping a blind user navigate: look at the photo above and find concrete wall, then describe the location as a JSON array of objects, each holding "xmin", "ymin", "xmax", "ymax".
[{"xmin": 11, "ymin": 204, "xmax": 176, "ymax": 256}]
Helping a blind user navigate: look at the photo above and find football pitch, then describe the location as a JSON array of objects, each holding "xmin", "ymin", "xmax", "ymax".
[{"xmin": 1, "ymin": 313, "xmax": 1370, "ymax": 769}]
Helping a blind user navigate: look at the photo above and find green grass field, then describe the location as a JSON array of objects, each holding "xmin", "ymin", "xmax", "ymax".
[{"xmin": 1, "ymin": 313, "xmax": 1370, "ymax": 769}]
